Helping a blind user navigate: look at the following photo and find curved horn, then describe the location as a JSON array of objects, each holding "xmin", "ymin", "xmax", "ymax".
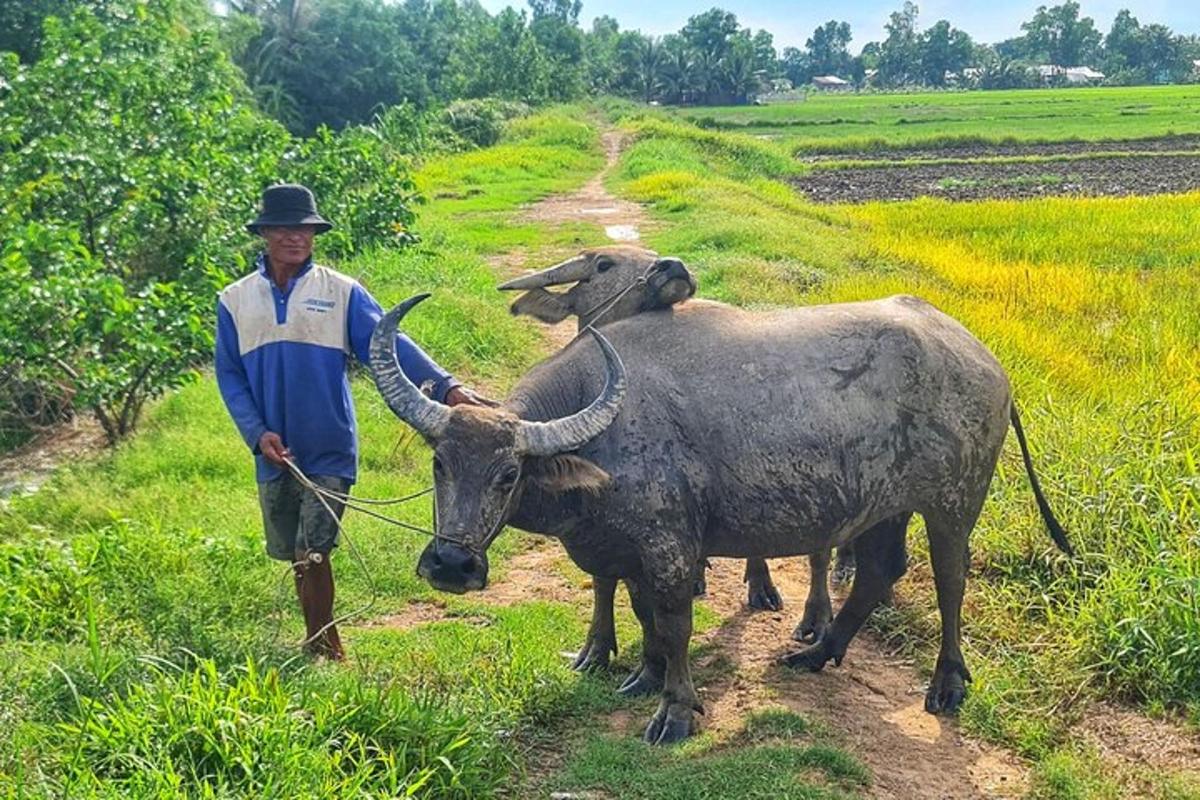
[
  {"xmin": 517, "ymin": 329, "xmax": 626, "ymax": 456},
  {"xmin": 369, "ymin": 294, "xmax": 452, "ymax": 439},
  {"xmin": 497, "ymin": 254, "xmax": 591, "ymax": 291}
]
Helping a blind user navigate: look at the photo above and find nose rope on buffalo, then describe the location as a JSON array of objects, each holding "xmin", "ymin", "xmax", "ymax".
[
  {"xmin": 273, "ymin": 457, "xmax": 447, "ymax": 653},
  {"xmin": 273, "ymin": 270, "xmax": 651, "ymax": 651}
]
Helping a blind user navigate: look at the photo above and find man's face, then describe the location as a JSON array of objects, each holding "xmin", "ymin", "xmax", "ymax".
[{"xmin": 262, "ymin": 225, "xmax": 317, "ymax": 269}]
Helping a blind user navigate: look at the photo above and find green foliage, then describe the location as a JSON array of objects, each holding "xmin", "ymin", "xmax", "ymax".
[
  {"xmin": 45, "ymin": 658, "xmax": 509, "ymax": 799},
  {"xmin": 0, "ymin": 0, "xmax": 423, "ymax": 445},
  {"xmin": 440, "ymin": 98, "xmax": 531, "ymax": 148},
  {"xmin": 280, "ymin": 125, "xmax": 422, "ymax": 258}
]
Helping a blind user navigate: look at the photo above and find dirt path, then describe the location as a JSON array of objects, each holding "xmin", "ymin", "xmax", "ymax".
[
  {"xmin": 521, "ymin": 129, "xmax": 648, "ymax": 243},
  {"xmin": 691, "ymin": 558, "xmax": 1027, "ymax": 799}
]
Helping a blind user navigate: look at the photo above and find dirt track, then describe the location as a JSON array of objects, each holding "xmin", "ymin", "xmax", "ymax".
[{"xmin": 792, "ymin": 153, "xmax": 1200, "ymax": 203}]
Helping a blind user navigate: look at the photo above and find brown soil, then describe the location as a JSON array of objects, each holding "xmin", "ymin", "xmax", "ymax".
[
  {"xmin": 792, "ymin": 153, "xmax": 1200, "ymax": 204},
  {"xmin": 0, "ymin": 416, "xmax": 105, "ymax": 499},
  {"xmin": 692, "ymin": 557, "xmax": 1029, "ymax": 799},
  {"xmin": 799, "ymin": 134, "xmax": 1200, "ymax": 163}
]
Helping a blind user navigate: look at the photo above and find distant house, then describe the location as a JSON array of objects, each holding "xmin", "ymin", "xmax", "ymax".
[
  {"xmin": 812, "ymin": 75, "xmax": 851, "ymax": 91},
  {"xmin": 1036, "ymin": 64, "xmax": 1104, "ymax": 84},
  {"xmin": 1064, "ymin": 67, "xmax": 1105, "ymax": 84}
]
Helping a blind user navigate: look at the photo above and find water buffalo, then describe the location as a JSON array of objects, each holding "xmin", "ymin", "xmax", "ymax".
[
  {"xmin": 499, "ymin": 246, "xmax": 853, "ymax": 646},
  {"xmin": 371, "ymin": 293, "xmax": 1070, "ymax": 744}
]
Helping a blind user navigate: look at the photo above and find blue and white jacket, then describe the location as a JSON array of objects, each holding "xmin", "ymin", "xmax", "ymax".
[{"xmin": 215, "ymin": 255, "xmax": 457, "ymax": 484}]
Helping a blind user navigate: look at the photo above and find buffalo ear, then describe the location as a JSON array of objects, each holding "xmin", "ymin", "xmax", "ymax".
[
  {"xmin": 527, "ymin": 454, "xmax": 611, "ymax": 494},
  {"xmin": 510, "ymin": 288, "xmax": 572, "ymax": 323}
]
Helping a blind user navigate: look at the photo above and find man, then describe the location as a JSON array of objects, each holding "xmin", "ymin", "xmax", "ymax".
[{"xmin": 216, "ymin": 184, "xmax": 486, "ymax": 660}]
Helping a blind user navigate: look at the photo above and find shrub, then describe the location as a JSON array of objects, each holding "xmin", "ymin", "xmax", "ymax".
[{"xmin": 440, "ymin": 98, "xmax": 531, "ymax": 148}]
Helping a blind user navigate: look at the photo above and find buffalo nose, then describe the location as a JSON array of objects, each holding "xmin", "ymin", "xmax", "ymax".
[
  {"xmin": 653, "ymin": 258, "xmax": 688, "ymax": 281},
  {"xmin": 418, "ymin": 539, "xmax": 489, "ymax": 593}
]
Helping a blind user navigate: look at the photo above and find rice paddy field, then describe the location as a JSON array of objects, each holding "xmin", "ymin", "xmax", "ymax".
[{"xmin": 3, "ymin": 86, "xmax": 1200, "ymax": 799}]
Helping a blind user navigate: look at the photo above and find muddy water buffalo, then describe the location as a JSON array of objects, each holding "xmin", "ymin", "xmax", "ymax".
[
  {"xmin": 499, "ymin": 246, "xmax": 786, "ymax": 670},
  {"xmin": 371, "ymin": 293, "xmax": 1070, "ymax": 744},
  {"xmin": 500, "ymin": 246, "xmax": 854, "ymax": 643}
]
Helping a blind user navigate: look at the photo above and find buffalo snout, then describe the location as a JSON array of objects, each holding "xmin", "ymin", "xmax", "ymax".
[{"xmin": 417, "ymin": 539, "xmax": 489, "ymax": 593}]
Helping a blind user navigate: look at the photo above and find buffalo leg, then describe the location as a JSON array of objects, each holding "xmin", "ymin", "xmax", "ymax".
[
  {"xmin": 744, "ymin": 558, "xmax": 783, "ymax": 611},
  {"xmin": 923, "ymin": 511, "xmax": 975, "ymax": 715},
  {"xmin": 572, "ymin": 576, "xmax": 618, "ymax": 671},
  {"xmin": 783, "ymin": 513, "xmax": 911, "ymax": 671},
  {"xmin": 832, "ymin": 541, "xmax": 857, "ymax": 587},
  {"xmin": 793, "ymin": 550, "xmax": 833, "ymax": 643},
  {"xmin": 617, "ymin": 577, "xmax": 665, "ymax": 697},
  {"xmin": 644, "ymin": 591, "xmax": 701, "ymax": 745}
]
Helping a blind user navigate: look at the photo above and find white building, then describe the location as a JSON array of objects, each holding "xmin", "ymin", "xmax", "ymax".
[{"xmin": 812, "ymin": 75, "xmax": 851, "ymax": 91}]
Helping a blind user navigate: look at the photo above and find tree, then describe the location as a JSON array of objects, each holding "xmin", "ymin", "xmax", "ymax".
[
  {"xmin": 1021, "ymin": 2, "xmax": 1101, "ymax": 66},
  {"xmin": 528, "ymin": 0, "xmax": 585, "ymax": 100},
  {"xmin": 877, "ymin": 2, "xmax": 921, "ymax": 86},
  {"xmin": 806, "ymin": 20, "xmax": 852, "ymax": 78},
  {"xmin": 751, "ymin": 29, "xmax": 779, "ymax": 79},
  {"xmin": 920, "ymin": 19, "xmax": 974, "ymax": 86},
  {"xmin": 780, "ymin": 46, "xmax": 811, "ymax": 87},
  {"xmin": 633, "ymin": 35, "xmax": 662, "ymax": 103}
]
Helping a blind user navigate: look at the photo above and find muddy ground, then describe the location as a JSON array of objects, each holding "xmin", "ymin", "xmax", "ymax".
[
  {"xmin": 798, "ymin": 133, "xmax": 1200, "ymax": 162},
  {"xmin": 791, "ymin": 153, "xmax": 1200, "ymax": 203}
]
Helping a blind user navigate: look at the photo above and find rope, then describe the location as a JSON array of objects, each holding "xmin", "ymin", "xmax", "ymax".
[{"xmin": 275, "ymin": 458, "xmax": 436, "ymax": 653}]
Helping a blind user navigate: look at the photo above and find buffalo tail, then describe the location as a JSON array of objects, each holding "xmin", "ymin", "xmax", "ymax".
[{"xmin": 1010, "ymin": 404, "xmax": 1073, "ymax": 556}]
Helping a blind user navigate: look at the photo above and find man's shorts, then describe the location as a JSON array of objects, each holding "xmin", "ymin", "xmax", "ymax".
[{"xmin": 258, "ymin": 473, "xmax": 350, "ymax": 561}]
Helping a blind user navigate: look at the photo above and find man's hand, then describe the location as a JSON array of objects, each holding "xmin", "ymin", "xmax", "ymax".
[
  {"xmin": 445, "ymin": 386, "xmax": 499, "ymax": 408},
  {"xmin": 258, "ymin": 431, "xmax": 292, "ymax": 466}
]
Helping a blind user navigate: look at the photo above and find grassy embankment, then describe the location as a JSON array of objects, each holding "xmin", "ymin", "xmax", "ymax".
[
  {"xmin": 608, "ymin": 110, "xmax": 1200, "ymax": 797},
  {"xmin": 675, "ymin": 84, "xmax": 1200, "ymax": 154},
  {"xmin": 0, "ymin": 110, "xmax": 868, "ymax": 799}
]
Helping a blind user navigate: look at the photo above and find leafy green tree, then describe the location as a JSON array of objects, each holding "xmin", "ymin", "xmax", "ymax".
[
  {"xmin": 627, "ymin": 34, "xmax": 664, "ymax": 103},
  {"xmin": 0, "ymin": 3, "xmax": 280, "ymax": 441},
  {"xmin": 583, "ymin": 15, "xmax": 623, "ymax": 94},
  {"xmin": 780, "ymin": 46, "xmax": 811, "ymax": 87},
  {"xmin": 877, "ymin": 2, "xmax": 921, "ymax": 86},
  {"xmin": 806, "ymin": 20, "xmax": 853, "ymax": 78},
  {"xmin": 659, "ymin": 35, "xmax": 699, "ymax": 104},
  {"xmin": 751, "ymin": 29, "xmax": 779, "ymax": 79},
  {"xmin": 1020, "ymin": 2, "xmax": 1101, "ymax": 65},
  {"xmin": 528, "ymin": 0, "xmax": 585, "ymax": 100},
  {"xmin": 920, "ymin": 19, "xmax": 974, "ymax": 85}
]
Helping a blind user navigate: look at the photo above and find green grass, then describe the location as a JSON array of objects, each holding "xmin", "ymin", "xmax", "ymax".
[
  {"xmin": 549, "ymin": 709, "xmax": 868, "ymax": 800},
  {"xmin": 609, "ymin": 111, "xmax": 1200, "ymax": 796},
  {"xmin": 672, "ymin": 85, "xmax": 1200, "ymax": 153}
]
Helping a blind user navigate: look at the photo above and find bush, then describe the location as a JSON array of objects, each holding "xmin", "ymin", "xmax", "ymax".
[
  {"xmin": 0, "ymin": 1, "xmax": 424, "ymax": 446},
  {"xmin": 440, "ymin": 98, "xmax": 530, "ymax": 148}
]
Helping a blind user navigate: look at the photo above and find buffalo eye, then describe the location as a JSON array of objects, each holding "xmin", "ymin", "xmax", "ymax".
[
  {"xmin": 433, "ymin": 456, "xmax": 445, "ymax": 477},
  {"xmin": 596, "ymin": 257, "xmax": 614, "ymax": 273},
  {"xmin": 497, "ymin": 466, "xmax": 520, "ymax": 487}
]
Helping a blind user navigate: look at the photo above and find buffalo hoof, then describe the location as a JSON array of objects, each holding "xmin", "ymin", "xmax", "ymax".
[
  {"xmin": 791, "ymin": 606, "xmax": 832, "ymax": 644},
  {"xmin": 617, "ymin": 664, "xmax": 664, "ymax": 697},
  {"xmin": 924, "ymin": 661, "xmax": 971, "ymax": 715},
  {"xmin": 782, "ymin": 637, "xmax": 844, "ymax": 673},
  {"xmin": 644, "ymin": 705, "xmax": 695, "ymax": 745},
  {"xmin": 570, "ymin": 636, "xmax": 616, "ymax": 672},
  {"xmin": 747, "ymin": 582, "xmax": 783, "ymax": 612}
]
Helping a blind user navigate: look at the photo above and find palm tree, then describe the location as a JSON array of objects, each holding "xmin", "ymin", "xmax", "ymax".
[{"xmin": 634, "ymin": 35, "xmax": 663, "ymax": 103}]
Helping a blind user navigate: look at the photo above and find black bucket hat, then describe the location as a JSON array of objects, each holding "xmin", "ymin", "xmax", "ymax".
[{"xmin": 246, "ymin": 184, "xmax": 333, "ymax": 235}]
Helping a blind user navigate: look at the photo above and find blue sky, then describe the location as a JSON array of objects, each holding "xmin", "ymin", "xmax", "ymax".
[{"xmin": 475, "ymin": 0, "xmax": 1198, "ymax": 52}]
